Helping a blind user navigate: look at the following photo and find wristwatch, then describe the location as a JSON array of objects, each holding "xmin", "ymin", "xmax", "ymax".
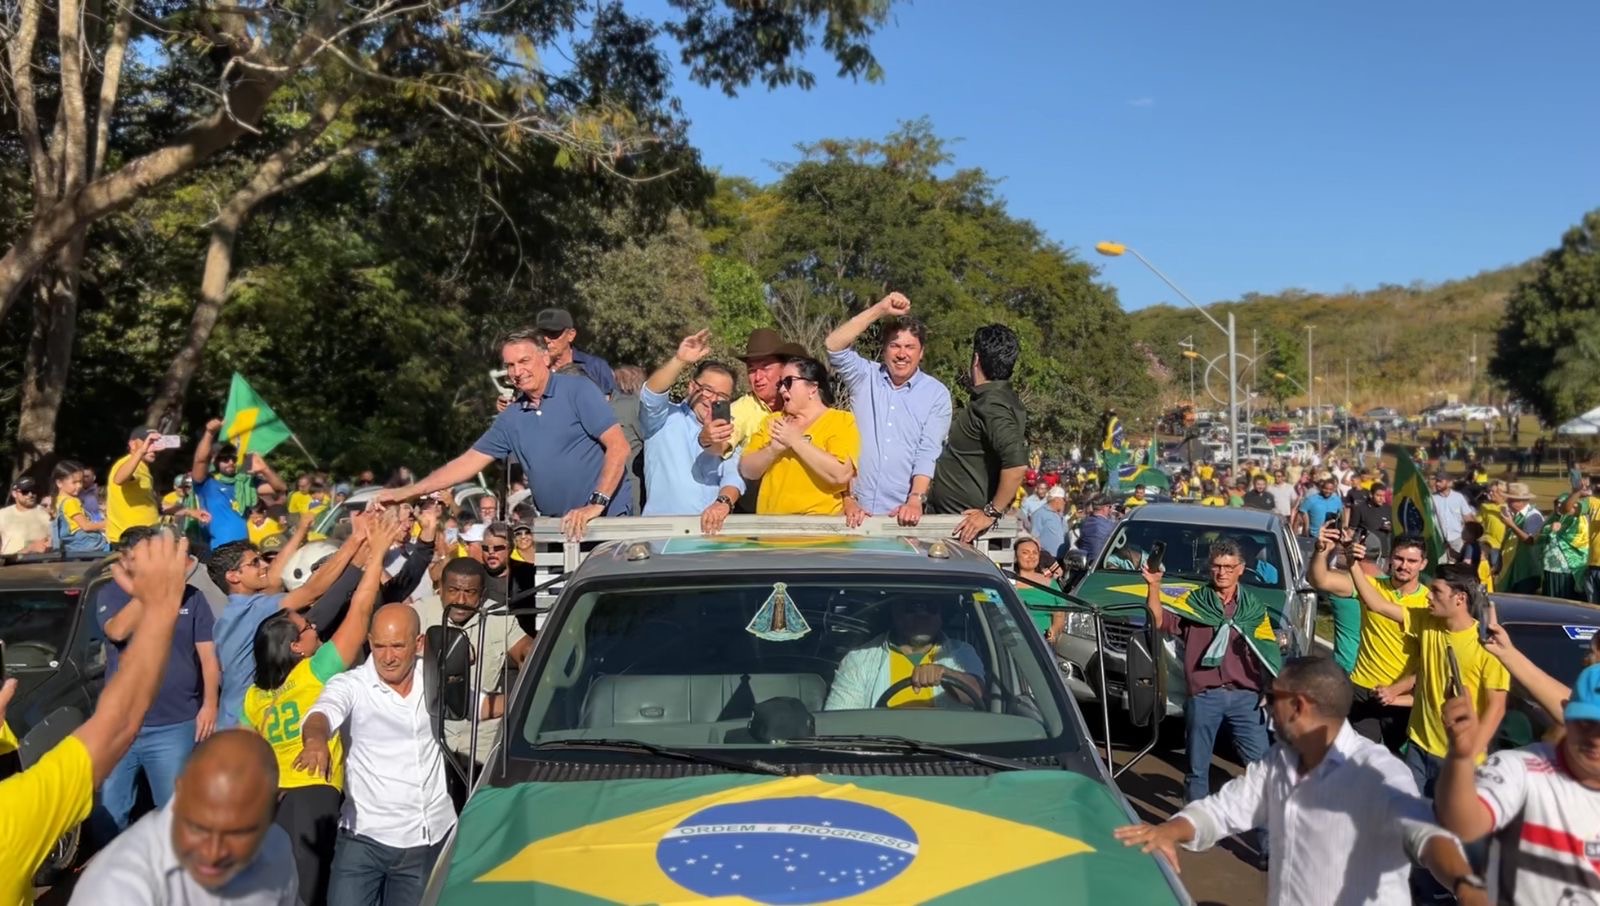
[
  {"xmin": 913, "ymin": 492, "xmax": 929, "ymax": 506},
  {"xmin": 587, "ymin": 491, "xmax": 612, "ymax": 509},
  {"xmin": 715, "ymin": 494, "xmax": 735, "ymax": 508},
  {"xmin": 982, "ymin": 502, "xmax": 1003, "ymax": 521}
]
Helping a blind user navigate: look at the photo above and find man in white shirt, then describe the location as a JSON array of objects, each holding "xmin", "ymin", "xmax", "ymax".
[
  {"xmin": 1266, "ymin": 469, "xmax": 1296, "ymax": 519},
  {"xmin": 1115, "ymin": 657, "xmax": 1484, "ymax": 906},
  {"xmin": 298, "ymin": 603, "xmax": 456, "ymax": 906},
  {"xmin": 71, "ymin": 729, "xmax": 298, "ymax": 905},
  {"xmin": 1429, "ymin": 472, "xmax": 1477, "ymax": 558},
  {"xmin": 0, "ymin": 476, "xmax": 51, "ymax": 554}
]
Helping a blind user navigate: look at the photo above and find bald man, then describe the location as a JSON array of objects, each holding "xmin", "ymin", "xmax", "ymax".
[
  {"xmin": 300, "ymin": 603, "xmax": 455, "ymax": 906},
  {"xmin": 71, "ymin": 729, "xmax": 297, "ymax": 904}
]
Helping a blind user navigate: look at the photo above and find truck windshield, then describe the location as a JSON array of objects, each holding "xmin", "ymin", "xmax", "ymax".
[
  {"xmin": 1097, "ymin": 521, "xmax": 1287, "ymax": 590},
  {"xmin": 507, "ymin": 577, "xmax": 1078, "ymax": 755},
  {"xmin": 0, "ymin": 588, "xmax": 79, "ymax": 669}
]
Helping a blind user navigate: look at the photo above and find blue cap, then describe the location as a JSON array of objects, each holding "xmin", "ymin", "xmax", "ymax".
[{"xmin": 1565, "ymin": 663, "xmax": 1600, "ymax": 724}]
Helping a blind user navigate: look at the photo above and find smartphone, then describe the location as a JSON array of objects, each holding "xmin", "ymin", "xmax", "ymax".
[
  {"xmin": 1445, "ymin": 646, "xmax": 1464, "ymax": 699},
  {"xmin": 1324, "ymin": 509, "xmax": 1340, "ymax": 526},
  {"xmin": 711, "ymin": 400, "xmax": 732, "ymax": 423},
  {"xmin": 1353, "ymin": 526, "xmax": 1369, "ymax": 547},
  {"xmin": 150, "ymin": 434, "xmax": 183, "ymax": 451},
  {"xmin": 1146, "ymin": 541, "xmax": 1166, "ymax": 573},
  {"xmin": 489, "ymin": 369, "xmax": 514, "ymax": 401}
]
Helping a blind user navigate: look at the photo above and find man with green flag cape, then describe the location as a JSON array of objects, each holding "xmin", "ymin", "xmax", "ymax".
[
  {"xmin": 189, "ymin": 375, "xmax": 291, "ymax": 546},
  {"xmin": 1497, "ymin": 482, "xmax": 1545, "ymax": 594},
  {"xmin": 1140, "ymin": 537, "xmax": 1277, "ymax": 821}
]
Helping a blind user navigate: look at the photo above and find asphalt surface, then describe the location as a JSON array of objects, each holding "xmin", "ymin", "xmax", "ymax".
[{"xmin": 1098, "ymin": 717, "xmax": 1268, "ymax": 906}]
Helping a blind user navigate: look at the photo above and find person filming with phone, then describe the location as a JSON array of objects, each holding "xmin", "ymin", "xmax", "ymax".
[{"xmin": 637, "ymin": 330, "xmax": 747, "ymax": 534}]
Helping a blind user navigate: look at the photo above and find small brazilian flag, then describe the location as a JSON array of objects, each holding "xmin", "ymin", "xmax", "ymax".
[
  {"xmin": 222, "ymin": 373, "xmax": 292, "ymax": 458},
  {"xmin": 1388, "ymin": 444, "xmax": 1445, "ymax": 572}
]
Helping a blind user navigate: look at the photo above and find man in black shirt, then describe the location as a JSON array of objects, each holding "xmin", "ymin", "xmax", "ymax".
[
  {"xmin": 1242, "ymin": 475, "xmax": 1275, "ymax": 511},
  {"xmin": 927, "ymin": 324, "xmax": 1028, "ymax": 543},
  {"xmin": 1346, "ymin": 482, "xmax": 1393, "ymax": 565}
]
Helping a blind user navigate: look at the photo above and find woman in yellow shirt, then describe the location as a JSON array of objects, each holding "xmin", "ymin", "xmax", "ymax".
[
  {"xmin": 243, "ymin": 521, "xmax": 391, "ymax": 906},
  {"xmin": 739, "ymin": 357, "xmax": 860, "ymax": 515}
]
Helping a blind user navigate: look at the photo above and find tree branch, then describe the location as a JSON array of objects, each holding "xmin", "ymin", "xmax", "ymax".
[
  {"xmin": 90, "ymin": 0, "xmax": 133, "ymax": 179},
  {"xmin": 53, "ymin": 0, "xmax": 89, "ymax": 194},
  {"xmin": 5, "ymin": 0, "xmax": 51, "ymax": 194}
]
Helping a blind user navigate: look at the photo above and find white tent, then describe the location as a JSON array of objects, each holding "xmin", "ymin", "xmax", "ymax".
[{"xmin": 1557, "ymin": 405, "xmax": 1600, "ymax": 436}]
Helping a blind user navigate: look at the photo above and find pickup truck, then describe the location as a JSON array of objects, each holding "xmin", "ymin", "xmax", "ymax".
[{"xmin": 419, "ymin": 516, "xmax": 1188, "ymax": 905}]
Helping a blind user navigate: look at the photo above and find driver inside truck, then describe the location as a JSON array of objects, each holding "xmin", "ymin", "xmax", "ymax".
[{"xmin": 823, "ymin": 600, "xmax": 985, "ymax": 710}]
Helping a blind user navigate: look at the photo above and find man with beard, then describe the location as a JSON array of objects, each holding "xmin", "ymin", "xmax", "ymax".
[
  {"xmin": 926, "ymin": 324, "xmax": 1028, "ymax": 544},
  {"xmin": 824, "ymin": 599, "xmax": 985, "ymax": 710},
  {"xmin": 1309, "ymin": 530, "xmax": 1433, "ymax": 751},
  {"xmin": 70, "ymin": 730, "xmax": 297, "ymax": 905},
  {"xmin": 0, "ymin": 476, "xmax": 51, "ymax": 554},
  {"xmin": 192, "ymin": 419, "xmax": 288, "ymax": 547},
  {"xmin": 416, "ymin": 558, "xmax": 530, "ymax": 767},
  {"xmin": 1115, "ymin": 657, "xmax": 1482, "ymax": 906},
  {"xmin": 824, "ymin": 292, "xmax": 953, "ymax": 528},
  {"xmin": 108, "ymin": 427, "xmax": 167, "ymax": 545},
  {"xmin": 299, "ymin": 604, "xmax": 455, "ymax": 906},
  {"xmin": 1293, "ymin": 477, "xmax": 1343, "ymax": 538}
]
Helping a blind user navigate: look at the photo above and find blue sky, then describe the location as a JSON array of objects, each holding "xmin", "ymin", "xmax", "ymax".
[{"xmin": 648, "ymin": 2, "xmax": 1599, "ymax": 311}]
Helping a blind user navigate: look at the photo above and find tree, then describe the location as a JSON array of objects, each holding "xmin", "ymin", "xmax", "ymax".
[{"xmin": 1491, "ymin": 209, "xmax": 1600, "ymax": 424}]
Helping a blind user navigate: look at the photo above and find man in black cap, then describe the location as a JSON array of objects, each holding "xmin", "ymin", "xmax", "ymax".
[
  {"xmin": 0, "ymin": 476, "xmax": 51, "ymax": 554},
  {"xmin": 536, "ymin": 307, "xmax": 617, "ymax": 397}
]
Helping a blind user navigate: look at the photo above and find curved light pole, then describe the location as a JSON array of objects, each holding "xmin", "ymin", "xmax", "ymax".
[{"xmin": 1098, "ymin": 242, "xmax": 1239, "ymax": 473}]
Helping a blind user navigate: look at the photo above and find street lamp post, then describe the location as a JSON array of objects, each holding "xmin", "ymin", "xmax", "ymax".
[
  {"xmin": 1098, "ymin": 242, "xmax": 1239, "ymax": 473},
  {"xmin": 1306, "ymin": 325, "xmax": 1318, "ymax": 452}
]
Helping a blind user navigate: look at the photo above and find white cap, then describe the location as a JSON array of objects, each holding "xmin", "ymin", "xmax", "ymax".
[
  {"xmin": 460, "ymin": 522, "xmax": 487, "ymax": 543},
  {"xmin": 1047, "ymin": 485, "xmax": 1067, "ymax": 499}
]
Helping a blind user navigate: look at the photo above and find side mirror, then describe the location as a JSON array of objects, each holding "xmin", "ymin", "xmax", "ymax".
[
  {"xmin": 1124, "ymin": 625, "xmax": 1165, "ymax": 728},
  {"xmin": 424, "ymin": 625, "xmax": 472, "ymax": 724},
  {"xmin": 1060, "ymin": 550, "xmax": 1089, "ymax": 590}
]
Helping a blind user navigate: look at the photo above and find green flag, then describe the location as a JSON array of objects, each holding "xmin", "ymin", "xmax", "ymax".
[
  {"xmin": 1388, "ymin": 444, "xmax": 1445, "ymax": 572},
  {"xmin": 222, "ymin": 373, "xmax": 292, "ymax": 459}
]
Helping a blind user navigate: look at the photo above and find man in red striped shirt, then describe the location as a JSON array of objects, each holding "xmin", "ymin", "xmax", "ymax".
[{"xmin": 1436, "ymin": 663, "xmax": 1600, "ymax": 903}]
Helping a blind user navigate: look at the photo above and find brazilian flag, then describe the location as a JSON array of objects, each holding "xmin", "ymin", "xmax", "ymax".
[
  {"xmin": 1388, "ymin": 444, "xmax": 1444, "ymax": 571},
  {"xmin": 439, "ymin": 773, "xmax": 1182, "ymax": 903},
  {"xmin": 1101, "ymin": 414, "xmax": 1124, "ymax": 452},
  {"xmin": 222, "ymin": 373, "xmax": 292, "ymax": 458}
]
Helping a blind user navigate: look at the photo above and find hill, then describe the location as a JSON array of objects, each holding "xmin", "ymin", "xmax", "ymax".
[{"xmin": 1125, "ymin": 264, "xmax": 1533, "ymax": 415}]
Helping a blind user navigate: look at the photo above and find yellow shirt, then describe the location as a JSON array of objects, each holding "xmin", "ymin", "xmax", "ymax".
[
  {"xmin": 57, "ymin": 495, "xmax": 87, "ymax": 533},
  {"xmin": 288, "ymin": 491, "xmax": 329, "ymax": 517},
  {"xmin": 730, "ymin": 394, "xmax": 776, "ymax": 450},
  {"xmin": 1124, "ymin": 497, "xmax": 1148, "ymax": 508},
  {"xmin": 1586, "ymin": 498, "xmax": 1600, "ymax": 567},
  {"xmin": 106, "ymin": 454, "xmax": 159, "ymax": 543},
  {"xmin": 1404, "ymin": 612, "xmax": 1510, "ymax": 759},
  {"xmin": 161, "ymin": 490, "xmax": 182, "ymax": 513},
  {"xmin": 885, "ymin": 645, "xmax": 942, "ymax": 708},
  {"xmin": 247, "ymin": 517, "xmax": 284, "ymax": 547},
  {"xmin": 746, "ymin": 409, "xmax": 860, "ymax": 516},
  {"xmin": 0, "ymin": 734, "xmax": 93, "ymax": 905},
  {"xmin": 243, "ymin": 645, "xmax": 346, "ymax": 792},
  {"xmin": 1199, "ymin": 496, "xmax": 1227, "ymax": 507},
  {"xmin": 1196, "ymin": 464, "xmax": 1215, "ymax": 482},
  {"xmin": 1476, "ymin": 503, "xmax": 1507, "ymax": 553},
  {"xmin": 1348, "ymin": 578, "xmax": 1432, "ymax": 690}
]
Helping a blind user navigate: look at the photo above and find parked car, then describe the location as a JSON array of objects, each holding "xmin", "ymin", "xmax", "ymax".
[
  {"xmin": 0, "ymin": 551, "xmax": 116, "ymax": 883},
  {"xmin": 1487, "ymin": 592, "xmax": 1600, "ymax": 749},
  {"xmin": 1363, "ymin": 407, "xmax": 1401, "ymax": 419},
  {"xmin": 420, "ymin": 522, "xmax": 1189, "ymax": 905},
  {"xmin": 1054, "ymin": 503, "xmax": 1314, "ymax": 719},
  {"xmin": 1462, "ymin": 405, "xmax": 1502, "ymax": 422}
]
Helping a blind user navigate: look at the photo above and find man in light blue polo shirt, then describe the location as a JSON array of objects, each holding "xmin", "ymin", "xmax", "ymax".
[
  {"xmin": 824, "ymin": 292, "xmax": 952, "ymax": 527},
  {"xmin": 380, "ymin": 327, "xmax": 632, "ymax": 541},
  {"xmin": 639, "ymin": 330, "xmax": 747, "ymax": 533}
]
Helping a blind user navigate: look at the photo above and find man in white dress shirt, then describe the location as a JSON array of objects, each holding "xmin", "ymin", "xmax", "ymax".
[
  {"xmin": 1114, "ymin": 657, "xmax": 1486, "ymax": 906},
  {"xmin": 71, "ymin": 729, "xmax": 298, "ymax": 905},
  {"xmin": 298, "ymin": 603, "xmax": 455, "ymax": 906}
]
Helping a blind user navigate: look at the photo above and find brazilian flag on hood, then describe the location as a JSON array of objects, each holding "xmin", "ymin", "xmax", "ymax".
[{"xmin": 437, "ymin": 772, "xmax": 1183, "ymax": 904}]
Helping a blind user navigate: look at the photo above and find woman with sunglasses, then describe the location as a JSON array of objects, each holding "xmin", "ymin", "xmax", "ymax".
[
  {"xmin": 243, "ymin": 517, "xmax": 395, "ymax": 906},
  {"xmin": 738, "ymin": 357, "xmax": 860, "ymax": 515}
]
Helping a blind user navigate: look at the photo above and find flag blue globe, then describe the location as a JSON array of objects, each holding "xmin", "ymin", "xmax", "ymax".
[
  {"xmin": 1398, "ymin": 497, "xmax": 1427, "ymax": 536},
  {"xmin": 654, "ymin": 795, "xmax": 920, "ymax": 904}
]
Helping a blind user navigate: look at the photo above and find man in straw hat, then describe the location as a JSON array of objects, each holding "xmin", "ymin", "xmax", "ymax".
[
  {"xmin": 1497, "ymin": 482, "xmax": 1544, "ymax": 594},
  {"xmin": 701, "ymin": 328, "xmax": 808, "ymax": 514}
]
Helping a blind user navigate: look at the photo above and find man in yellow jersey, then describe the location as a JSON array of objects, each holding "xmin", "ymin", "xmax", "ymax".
[
  {"xmin": 107, "ymin": 426, "xmax": 166, "ymax": 545},
  {"xmin": 243, "ymin": 518, "xmax": 391, "ymax": 906},
  {"xmin": 1309, "ymin": 528, "xmax": 1433, "ymax": 752},
  {"xmin": 1475, "ymin": 480, "xmax": 1509, "ymax": 574},
  {"xmin": 68, "ymin": 730, "xmax": 298, "ymax": 904},
  {"xmin": 824, "ymin": 599, "xmax": 985, "ymax": 710},
  {"xmin": 0, "ymin": 533, "xmax": 190, "ymax": 905},
  {"xmin": 1583, "ymin": 480, "xmax": 1600, "ymax": 604}
]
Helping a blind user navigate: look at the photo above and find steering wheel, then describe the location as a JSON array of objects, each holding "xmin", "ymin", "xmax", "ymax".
[{"xmin": 872, "ymin": 675, "xmax": 985, "ymax": 711}]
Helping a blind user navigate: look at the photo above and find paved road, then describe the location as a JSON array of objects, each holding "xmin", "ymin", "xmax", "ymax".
[{"xmin": 1097, "ymin": 719, "xmax": 1268, "ymax": 906}]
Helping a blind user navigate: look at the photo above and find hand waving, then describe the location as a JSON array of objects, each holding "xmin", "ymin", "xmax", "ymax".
[
  {"xmin": 112, "ymin": 533, "xmax": 191, "ymax": 621},
  {"xmin": 676, "ymin": 329, "xmax": 713, "ymax": 364}
]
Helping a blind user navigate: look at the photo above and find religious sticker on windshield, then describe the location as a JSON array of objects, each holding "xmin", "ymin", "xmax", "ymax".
[{"xmin": 746, "ymin": 582, "xmax": 811, "ymax": 641}]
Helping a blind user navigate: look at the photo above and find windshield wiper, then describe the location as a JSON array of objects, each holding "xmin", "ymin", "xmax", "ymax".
[
  {"xmin": 780, "ymin": 734, "xmax": 1036, "ymax": 772},
  {"xmin": 532, "ymin": 738, "xmax": 787, "ymax": 775}
]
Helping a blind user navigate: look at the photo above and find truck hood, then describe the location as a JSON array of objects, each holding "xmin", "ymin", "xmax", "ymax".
[
  {"xmin": 1072, "ymin": 571, "xmax": 1285, "ymax": 620},
  {"xmin": 435, "ymin": 771, "xmax": 1183, "ymax": 904}
]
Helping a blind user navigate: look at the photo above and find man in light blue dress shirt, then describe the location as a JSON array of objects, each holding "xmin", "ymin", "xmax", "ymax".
[
  {"xmin": 640, "ymin": 330, "xmax": 747, "ymax": 534},
  {"xmin": 824, "ymin": 293, "xmax": 953, "ymax": 527}
]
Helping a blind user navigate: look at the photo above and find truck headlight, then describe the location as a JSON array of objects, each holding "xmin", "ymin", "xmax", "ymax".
[{"xmin": 1065, "ymin": 612, "xmax": 1095, "ymax": 639}]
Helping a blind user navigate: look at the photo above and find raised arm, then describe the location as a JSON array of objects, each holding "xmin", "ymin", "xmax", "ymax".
[
  {"xmin": 266, "ymin": 510, "xmax": 316, "ymax": 591},
  {"xmin": 1347, "ymin": 544, "xmax": 1405, "ymax": 624},
  {"xmin": 1482, "ymin": 618, "xmax": 1571, "ymax": 723},
  {"xmin": 378, "ymin": 450, "xmax": 496, "ymax": 505},
  {"xmin": 247, "ymin": 453, "xmax": 289, "ymax": 495},
  {"xmin": 191, "ymin": 418, "xmax": 221, "ymax": 483},
  {"xmin": 281, "ymin": 518, "xmax": 367, "ymax": 612},
  {"xmin": 112, "ymin": 433, "xmax": 159, "ymax": 485},
  {"xmin": 329, "ymin": 519, "xmax": 397, "ymax": 666},
  {"xmin": 825, "ymin": 293, "xmax": 908, "ymax": 352},
  {"xmin": 1307, "ymin": 522, "xmax": 1355, "ymax": 598},
  {"xmin": 1140, "ymin": 561, "xmax": 1167, "ymax": 627}
]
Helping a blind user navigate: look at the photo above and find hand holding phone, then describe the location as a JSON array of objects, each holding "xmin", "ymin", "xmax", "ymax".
[
  {"xmin": 711, "ymin": 399, "xmax": 732, "ymax": 423},
  {"xmin": 1445, "ymin": 646, "xmax": 1465, "ymax": 700},
  {"xmin": 1145, "ymin": 541, "xmax": 1167, "ymax": 574}
]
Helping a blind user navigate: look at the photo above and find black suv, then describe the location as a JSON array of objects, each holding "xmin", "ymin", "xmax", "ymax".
[{"xmin": 0, "ymin": 551, "xmax": 116, "ymax": 882}]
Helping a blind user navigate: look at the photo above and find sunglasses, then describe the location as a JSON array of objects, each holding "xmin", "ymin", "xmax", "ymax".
[
  {"xmin": 483, "ymin": 544, "xmax": 509, "ymax": 553},
  {"xmin": 512, "ymin": 527, "xmax": 533, "ymax": 536},
  {"xmin": 778, "ymin": 376, "xmax": 815, "ymax": 392}
]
